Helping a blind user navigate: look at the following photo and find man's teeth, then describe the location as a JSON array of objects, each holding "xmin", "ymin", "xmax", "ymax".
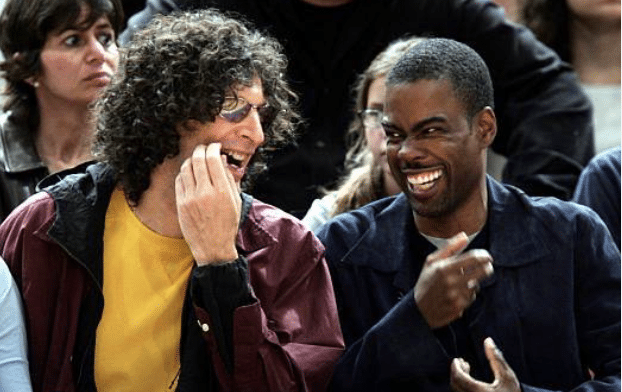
[
  {"xmin": 407, "ymin": 169, "xmax": 442, "ymax": 186},
  {"xmin": 224, "ymin": 151, "xmax": 246, "ymax": 165}
]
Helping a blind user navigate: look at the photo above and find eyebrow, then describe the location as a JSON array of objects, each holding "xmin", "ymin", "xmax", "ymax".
[
  {"xmin": 409, "ymin": 116, "xmax": 447, "ymax": 132},
  {"xmin": 60, "ymin": 18, "xmax": 113, "ymax": 34},
  {"xmin": 385, "ymin": 115, "xmax": 447, "ymax": 133}
]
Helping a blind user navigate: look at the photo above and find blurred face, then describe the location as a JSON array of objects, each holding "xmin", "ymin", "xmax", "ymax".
[
  {"xmin": 383, "ymin": 79, "xmax": 490, "ymax": 220},
  {"xmin": 566, "ymin": 0, "xmax": 620, "ymax": 27},
  {"xmin": 37, "ymin": 7, "xmax": 118, "ymax": 106},
  {"xmin": 179, "ymin": 78, "xmax": 266, "ymax": 185},
  {"xmin": 364, "ymin": 76, "xmax": 388, "ymax": 168}
]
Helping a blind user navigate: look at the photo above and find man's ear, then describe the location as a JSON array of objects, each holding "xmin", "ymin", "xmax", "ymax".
[
  {"xmin": 177, "ymin": 119, "xmax": 201, "ymax": 134},
  {"xmin": 475, "ymin": 107, "xmax": 496, "ymax": 148}
]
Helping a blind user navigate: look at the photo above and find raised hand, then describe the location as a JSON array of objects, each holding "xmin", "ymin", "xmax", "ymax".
[
  {"xmin": 450, "ymin": 338, "xmax": 520, "ymax": 392},
  {"xmin": 175, "ymin": 143, "xmax": 242, "ymax": 266},
  {"xmin": 414, "ymin": 232, "xmax": 493, "ymax": 329}
]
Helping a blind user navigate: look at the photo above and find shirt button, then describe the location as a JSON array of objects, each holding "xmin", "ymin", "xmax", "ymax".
[{"xmin": 197, "ymin": 320, "xmax": 209, "ymax": 332}]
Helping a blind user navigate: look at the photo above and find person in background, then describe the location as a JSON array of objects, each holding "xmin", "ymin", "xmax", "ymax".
[
  {"xmin": 490, "ymin": 0, "xmax": 522, "ymax": 21},
  {"xmin": 572, "ymin": 145, "xmax": 621, "ymax": 251},
  {"xmin": 121, "ymin": 0, "xmax": 593, "ymax": 216},
  {"xmin": 521, "ymin": 0, "xmax": 620, "ymax": 154},
  {"xmin": 0, "ymin": 9, "xmax": 343, "ymax": 392},
  {"xmin": 120, "ymin": 0, "xmax": 145, "ymax": 29},
  {"xmin": 303, "ymin": 36, "xmax": 423, "ymax": 231},
  {"xmin": 317, "ymin": 38, "xmax": 620, "ymax": 392},
  {"xmin": 0, "ymin": 256, "xmax": 32, "ymax": 392},
  {"xmin": 0, "ymin": 0, "xmax": 122, "ymax": 222}
]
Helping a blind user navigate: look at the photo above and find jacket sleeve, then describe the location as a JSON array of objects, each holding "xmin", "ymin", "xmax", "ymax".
[
  {"xmin": 190, "ymin": 233, "xmax": 344, "ymax": 391},
  {"xmin": 0, "ymin": 257, "xmax": 33, "ymax": 392},
  {"xmin": 520, "ymin": 209, "xmax": 621, "ymax": 392},
  {"xmin": 572, "ymin": 147, "xmax": 621, "ymax": 250},
  {"xmin": 329, "ymin": 292, "xmax": 453, "ymax": 392}
]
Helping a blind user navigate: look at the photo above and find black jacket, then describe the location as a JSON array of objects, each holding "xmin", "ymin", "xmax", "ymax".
[
  {"xmin": 122, "ymin": 0, "xmax": 593, "ymax": 215},
  {"xmin": 0, "ymin": 113, "xmax": 48, "ymax": 221}
]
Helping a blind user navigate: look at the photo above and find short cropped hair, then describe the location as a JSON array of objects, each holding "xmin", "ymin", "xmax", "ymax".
[
  {"xmin": 0, "ymin": 0, "xmax": 124, "ymax": 130},
  {"xmin": 94, "ymin": 9, "xmax": 299, "ymax": 205},
  {"xmin": 387, "ymin": 38, "xmax": 494, "ymax": 120}
]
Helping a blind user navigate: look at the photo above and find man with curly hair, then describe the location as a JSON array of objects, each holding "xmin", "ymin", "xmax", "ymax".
[
  {"xmin": 122, "ymin": 0, "xmax": 596, "ymax": 217},
  {"xmin": 0, "ymin": 9, "xmax": 344, "ymax": 392}
]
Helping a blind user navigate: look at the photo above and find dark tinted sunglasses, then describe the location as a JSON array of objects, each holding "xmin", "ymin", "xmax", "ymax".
[{"xmin": 219, "ymin": 96, "xmax": 274, "ymax": 125}]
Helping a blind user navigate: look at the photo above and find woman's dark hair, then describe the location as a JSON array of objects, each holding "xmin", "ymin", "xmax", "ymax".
[
  {"xmin": 0, "ymin": 0, "xmax": 124, "ymax": 131},
  {"xmin": 94, "ymin": 9, "xmax": 299, "ymax": 205},
  {"xmin": 520, "ymin": 0, "xmax": 570, "ymax": 62}
]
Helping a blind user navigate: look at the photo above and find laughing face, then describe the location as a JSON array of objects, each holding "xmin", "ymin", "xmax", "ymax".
[
  {"xmin": 383, "ymin": 79, "xmax": 494, "ymax": 223},
  {"xmin": 178, "ymin": 78, "xmax": 266, "ymax": 186}
]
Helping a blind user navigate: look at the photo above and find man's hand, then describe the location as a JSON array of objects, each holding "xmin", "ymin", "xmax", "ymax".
[
  {"xmin": 450, "ymin": 338, "xmax": 520, "ymax": 392},
  {"xmin": 175, "ymin": 143, "xmax": 242, "ymax": 266},
  {"xmin": 414, "ymin": 232, "xmax": 493, "ymax": 329}
]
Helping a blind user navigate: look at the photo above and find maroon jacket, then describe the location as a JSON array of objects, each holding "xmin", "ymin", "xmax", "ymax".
[{"xmin": 0, "ymin": 162, "xmax": 344, "ymax": 391}]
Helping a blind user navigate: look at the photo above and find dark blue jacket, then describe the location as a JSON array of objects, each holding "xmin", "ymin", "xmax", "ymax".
[
  {"xmin": 317, "ymin": 177, "xmax": 620, "ymax": 392},
  {"xmin": 573, "ymin": 146, "xmax": 621, "ymax": 251}
]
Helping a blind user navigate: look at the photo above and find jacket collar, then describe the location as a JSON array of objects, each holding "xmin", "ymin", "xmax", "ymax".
[
  {"xmin": 236, "ymin": 194, "xmax": 280, "ymax": 254},
  {"xmin": 45, "ymin": 162, "xmax": 116, "ymax": 290},
  {"xmin": 486, "ymin": 176, "xmax": 553, "ymax": 267},
  {"xmin": 343, "ymin": 176, "xmax": 553, "ymax": 279},
  {"xmin": 45, "ymin": 164, "xmax": 269, "ymax": 289},
  {"xmin": 0, "ymin": 112, "xmax": 45, "ymax": 173}
]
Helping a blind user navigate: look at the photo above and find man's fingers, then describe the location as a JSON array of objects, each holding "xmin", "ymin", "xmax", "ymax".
[
  {"xmin": 450, "ymin": 358, "xmax": 487, "ymax": 392},
  {"xmin": 177, "ymin": 158, "xmax": 196, "ymax": 192},
  {"xmin": 191, "ymin": 144, "xmax": 210, "ymax": 186},
  {"xmin": 426, "ymin": 232, "xmax": 469, "ymax": 265},
  {"xmin": 455, "ymin": 249, "xmax": 494, "ymax": 285},
  {"xmin": 204, "ymin": 143, "xmax": 232, "ymax": 190},
  {"xmin": 484, "ymin": 337, "xmax": 509, "ymax": 380}
]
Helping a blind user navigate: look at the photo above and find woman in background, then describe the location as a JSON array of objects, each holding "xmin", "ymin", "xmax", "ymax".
[
  {"xmin": 303, "ymin": 36, "xmax": 423, "ymax": 231},
  {"xmin": 521, "ymin": 0, "xmax": 620, "ymax": 154},
  {"xmin": 0, "ymin": 0, "xmax": 122, "ymax": 221}
]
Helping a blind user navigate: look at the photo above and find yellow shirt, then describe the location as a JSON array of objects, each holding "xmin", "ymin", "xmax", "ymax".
[{"xmin": 95, "ymin": 189, "xmax": 194, "ymax": 391}]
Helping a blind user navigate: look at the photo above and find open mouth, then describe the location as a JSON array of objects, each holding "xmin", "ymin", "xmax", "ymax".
[
  {"xmin": 407, "ymin": 168, "xmax": 443, "ymax": 192},
  {"xmin": 222, "ymin": 150, "xmax": 247, "ymax": 168}
]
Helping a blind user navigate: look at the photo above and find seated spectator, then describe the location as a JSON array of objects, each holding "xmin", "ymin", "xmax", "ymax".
[
  {"xmin": 0, "ymin": 256, "xmax": 32, "ymax": 392},
  {"xmin": 0, "ymin": 9, "xmax": 343, "ymax": 391},
  {"xmin": 317, "ymin": 38, "xmax": 620, "ymax": 392},
  {"xmin": 303, "ymin": 36, "xmax": 423, "ymax": 231},
  {"xmin": 573, "ymin": 145, "xmax": 621, "ymax": 250},
  {"xmin": 0, "ymin": 0, "xmax": 122, "ymax": 221},
  {"xmin": 521, "ymin": 0, "xmax": 620, "ymax": 154},
  {"xmin": 122, "ymin": 0, "xmax": 594, "ymax": 215}
]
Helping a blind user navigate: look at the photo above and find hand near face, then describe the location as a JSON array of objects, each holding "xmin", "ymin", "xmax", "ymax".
[
  {"xmin": 414, "ymin": 232, "xmax": 494, "ymax": 329},
  {"xmin": 175, "ymin": 143, "xmax": 242, "ymax": 266},
  {"xmin": 450, "ymin": 338, "xmax": 521, "ymax": 392}
]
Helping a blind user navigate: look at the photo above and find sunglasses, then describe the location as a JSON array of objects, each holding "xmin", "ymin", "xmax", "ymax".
[{"xmin": 219, "ymin": 96, "xmax": 275, "ymax": 125}]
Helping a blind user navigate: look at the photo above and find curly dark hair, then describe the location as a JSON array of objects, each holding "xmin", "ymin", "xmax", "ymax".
[
  {"xmin": 0, "ymin": 0, "xmax": 124, "ymax": 130},
  {"xmin": 94, "ymin": 9, "xmax": 299, "ymax": 205},
  {"xmin": 520, "ymin": 0, "xmax": 570, "ymax": 62}
]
